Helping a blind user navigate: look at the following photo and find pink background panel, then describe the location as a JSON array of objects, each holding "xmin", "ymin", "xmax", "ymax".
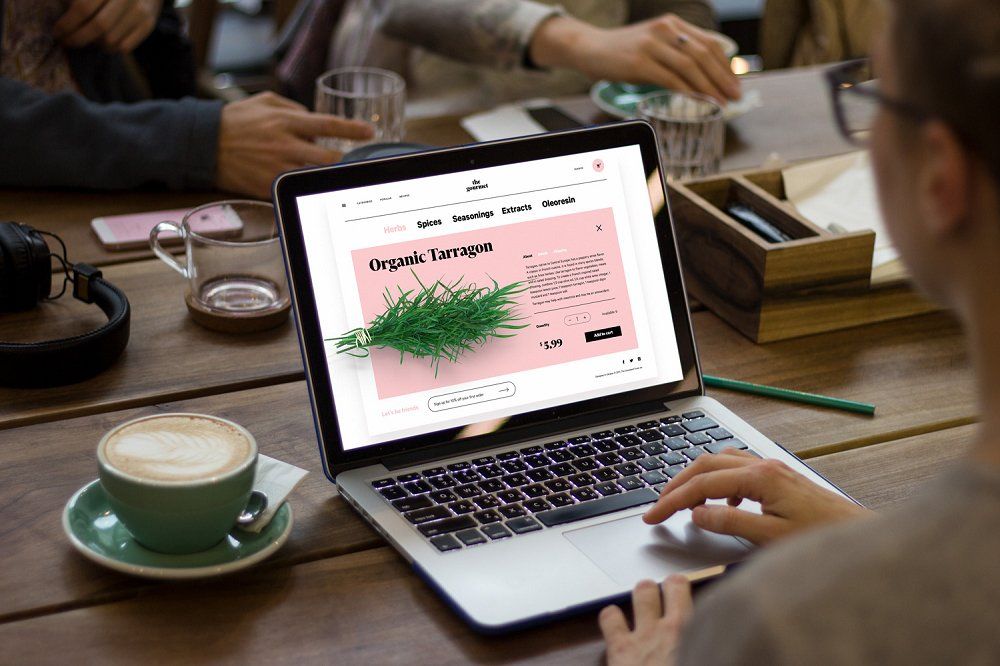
[{"xmin": 349, "ymin": 208, "xmax": 638, "ymax": 399}]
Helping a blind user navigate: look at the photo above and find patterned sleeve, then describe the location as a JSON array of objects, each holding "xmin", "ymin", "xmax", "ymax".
[{"xmin": 374, "ymin": 0, "xmax": 565, "ymax": 70}]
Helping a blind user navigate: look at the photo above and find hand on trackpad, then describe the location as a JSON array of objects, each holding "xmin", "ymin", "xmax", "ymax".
[{"xmin": 564, "ymin": 511, "xmax": 750, "ymax": 587}]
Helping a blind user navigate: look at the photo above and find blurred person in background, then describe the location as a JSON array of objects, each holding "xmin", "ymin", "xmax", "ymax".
[{"xmin": 0, "ymin": 0, "xmax": 371, "ymax": 199}]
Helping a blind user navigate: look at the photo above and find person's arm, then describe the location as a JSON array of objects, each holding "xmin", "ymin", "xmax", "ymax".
[
  {"xmin": 0, "ymin": 76, "xmax": 222, "ymax": 190},
  {"xmin": 629, "ymin": 0, "xmax": 717, "ymax": 31}
]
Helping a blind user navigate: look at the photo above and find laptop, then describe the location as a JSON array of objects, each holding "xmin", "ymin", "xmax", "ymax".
[{"xmin": 272, "ymin": 121, "xmax": 852, "ymax": 633}]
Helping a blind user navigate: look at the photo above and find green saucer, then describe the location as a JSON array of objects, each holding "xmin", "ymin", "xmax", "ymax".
[{"xmin": 63, "ymin": 480, "xmax": 293, "ymax": 579}]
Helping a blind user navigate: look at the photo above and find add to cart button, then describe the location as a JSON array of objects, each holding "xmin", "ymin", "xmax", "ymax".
[
  {"xmin": 428, "ymin": 382, "xmax": 517, "ymax": 412},
  {"xmin": 584, "ymin": 326, "xmax": 622, "ymax": 342}
]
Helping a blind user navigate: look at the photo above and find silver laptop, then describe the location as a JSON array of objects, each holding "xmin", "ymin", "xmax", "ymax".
[{"xmin": 273, "ymin": 122, "xmax": 850, "ymax": 633}]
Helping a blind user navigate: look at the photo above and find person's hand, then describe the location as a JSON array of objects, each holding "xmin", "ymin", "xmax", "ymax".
[
  {"xmin": 530, "ymin": 14, "xmax": 741, "ymax": 103},
  {"xmin": 216, "ymin": 92, "xmax": 374, "ymax": 199},
  {"xmin": 643, "ymin": 450, "xmax": 869, "ymax": 545},
  {"xmin": 54, "ymin": 0, "xmax": 162, "ymax": 53},
  {"xmin": 599, "ymin": 576, "xmax": 692, "ymax": 666}
]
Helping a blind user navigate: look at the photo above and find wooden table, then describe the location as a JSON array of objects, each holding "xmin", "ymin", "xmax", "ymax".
[{"xmin": 0, "ymin": 67, "xmax": 975, "ymax": 663}]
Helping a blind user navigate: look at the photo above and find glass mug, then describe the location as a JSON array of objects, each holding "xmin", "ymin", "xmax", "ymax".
[
  {"xmin": 150, "ymin": 201, "xmax": 290, "ymax": 332},
  {"xmin": 315, "ymin": 66, "xmax": 406, "ymax": 154}
]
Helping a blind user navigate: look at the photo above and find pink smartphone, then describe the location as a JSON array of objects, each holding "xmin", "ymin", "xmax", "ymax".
[{"xmin": 90, "ymin": 207, "xmax": 244, "ymax": 251}]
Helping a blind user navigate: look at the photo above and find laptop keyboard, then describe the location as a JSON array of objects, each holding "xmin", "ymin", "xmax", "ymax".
[{"xmin": 370, "ymin": 411, "xmax": 754, "ymax": 553}]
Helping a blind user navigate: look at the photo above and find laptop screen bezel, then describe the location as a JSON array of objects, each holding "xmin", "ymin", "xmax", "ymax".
[{"xmin": 273, "ymin": 121, "xmax": 703, "ymax": 477}]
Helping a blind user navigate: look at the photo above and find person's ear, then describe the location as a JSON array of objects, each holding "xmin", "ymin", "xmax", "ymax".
[{"xmin": 917, "ymin": 121, "xmax": 971, "ymax": 238}]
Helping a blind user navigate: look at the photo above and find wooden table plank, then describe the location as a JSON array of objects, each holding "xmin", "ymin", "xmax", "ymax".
[
  {"xmin": 1, "ymin": 425, "xmax": 976, "ymax": 662},
  {"xmin": 0, "ymin": 258, "xmax": 302, "ymax": 431}
]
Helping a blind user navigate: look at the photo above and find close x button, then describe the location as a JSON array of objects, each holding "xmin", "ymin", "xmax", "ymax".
[{"xmin": 584, "ymin": 326, "xmax": 622, "ymax": 343}]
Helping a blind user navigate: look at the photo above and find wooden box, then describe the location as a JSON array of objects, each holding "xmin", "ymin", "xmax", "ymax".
[{"xmin": 667, "ymin": 169, "xmax": 936, "ymax": 343}]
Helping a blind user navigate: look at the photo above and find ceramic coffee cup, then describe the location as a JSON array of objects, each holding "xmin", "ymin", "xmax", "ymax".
[{"xmin": 97, "ymin": 413, "xmax": 258, "ymax": 554}]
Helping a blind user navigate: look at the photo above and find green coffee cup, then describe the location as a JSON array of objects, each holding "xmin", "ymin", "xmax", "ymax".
[{"xmin": 97, "ymin": 413, "xmax": 258, "ymax": 554}]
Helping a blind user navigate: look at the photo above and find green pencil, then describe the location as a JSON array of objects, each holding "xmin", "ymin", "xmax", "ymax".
[{"xmin": 703, "ymin": 374, "xmax": 876, "ymax": 416}]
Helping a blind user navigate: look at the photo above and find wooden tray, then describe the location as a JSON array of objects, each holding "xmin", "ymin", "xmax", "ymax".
[{"xmin": 667, "ymin": 168, "xmax": 936, "ymax": 342}]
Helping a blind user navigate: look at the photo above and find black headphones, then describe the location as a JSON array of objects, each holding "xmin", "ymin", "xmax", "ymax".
[{"xmin": 0, "ymin": 221, "xmax": 130, "ymax": 387}]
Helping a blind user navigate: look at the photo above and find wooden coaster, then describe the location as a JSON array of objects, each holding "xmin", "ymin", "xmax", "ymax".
[{"xmin": 185, "ymin": 293, "xmax": 291, "ymax": 334}]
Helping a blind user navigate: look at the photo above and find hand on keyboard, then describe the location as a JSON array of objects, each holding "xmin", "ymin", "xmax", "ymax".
[{"xmin": 642, "ymin": 450, "xmax": 870, "ymax": 545}]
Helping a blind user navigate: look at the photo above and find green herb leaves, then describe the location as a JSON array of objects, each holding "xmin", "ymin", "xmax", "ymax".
[{"xmin": 333, "ymin": 271, "xmax": 528, "ymax": 375}]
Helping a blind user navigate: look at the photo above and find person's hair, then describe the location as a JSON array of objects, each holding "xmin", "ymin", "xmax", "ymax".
[{"xmin": 892, "ymin": 0, "xmax": 1000, "ymax": 185}]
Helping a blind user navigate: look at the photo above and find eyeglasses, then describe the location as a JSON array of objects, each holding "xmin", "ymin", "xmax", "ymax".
[{"xmin": 825, "ymin": 59, "xmax": 930, "ymax": 146}]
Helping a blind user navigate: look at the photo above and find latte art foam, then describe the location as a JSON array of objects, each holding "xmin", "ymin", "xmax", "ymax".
[{"xmin": 102, "ymin": 416, "xmax": 253, "ymax": 482}]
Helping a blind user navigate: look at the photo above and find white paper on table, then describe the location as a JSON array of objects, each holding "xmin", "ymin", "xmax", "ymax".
[
  {"xmin": 783, "ymin": 151, "xmax": 901, "ymax": 277},
  {"xmin": 460, "ymin": 99, "xmax": 555, "ymax": 141}
]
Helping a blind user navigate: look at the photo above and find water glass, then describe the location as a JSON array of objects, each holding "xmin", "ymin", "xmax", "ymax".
[
  {"xmin": 637, "ymin": 91, "xmax": 725, "ymax": 181},
  {"xmin": 315, "ymin": 67, "xmax": 406, "ymax": 154}
]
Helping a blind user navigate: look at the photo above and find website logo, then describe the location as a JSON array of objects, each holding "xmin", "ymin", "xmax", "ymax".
[{"xmin": 466, "ymin": 178, "xmax": 489, "ymax": 192}]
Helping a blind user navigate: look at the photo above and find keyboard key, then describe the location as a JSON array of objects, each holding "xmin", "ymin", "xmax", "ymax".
[
  {"xmin": 454, "ymin": 484, "xmax": 479, "ymax": 499},
  {"xmin": 526, "ymin": 468, "xmax": 555, "ymax": 482},
  {"xmin": 478, "ymin": 464, "xmax": 504, "ymax": 478},
  {"xmin": 572, "ymin": 457, "xmax": 599, "ymax": 472},
  {"xmin": 638, "ymin": 430, "xmax": 664, "ymax": 443},
  {"xmin": 472, "ymin": 456, "xmax": 496, "ymax": 466},
  {"xmin": 392, "ymin": 495, "xmax": 433, "ymax": 512},
  {"xmin": 705, "ymin": 440, "xmax": 749, "ymax": 454},
  {"xmin": 475, "ymin": 509, "xmax": 502, "ymax": 524},
  {"xmin": 617, "ymin": 476, "xmax": 645, "ymax": 491},
  {"xmin": 496, "ymin": 450, "xmax": 519, "ymax": 461},
  {"xmin": 473, "ymin": 495, "xmax": 501, "ymax": 509},
  {"xmin": 571, "ymin": 487, "xmax": 600, "ymax": 502},
  {"xmin": 429, "ymin": 475, "xmax": 457, "ymax": 490},
  {"xmin": 547, "ymin": 450, "xmax": 574, "ymax": 463},
  {"xmin": 447, "ymin": 462, "xmax": 471, "ymax": 471},
  {"xmin": 638, "ymin": 456, "xmax": 664, "ymax": 471},
  {"xmin": 500, "ymin": 459, "xmax": 527, "ymax": 473},
  {"xmin": 497, "ymin": 489, "xmax": 526, "ymax": 504},
  {"xmin": 422, "ymin": 467, "xmax": 447, "ymax": 477},
  {"xmin": 569, "ymin": 473, "xmax": 596, "ymax": 487},
  {"xmin": 549, "ymin": 462, "xmax": 576, "ymax": 477},
  {"xmin": 405, "ymin": 506, "xmax": 451, "ymax": 524},
  {"xmin": 536, "ymin": 488, "xmax": 658, "ymax": 527},
  {"xmin": 615, "ymin": 462, "xmax": 643, "ymax": 476},
  {"xmin": 707, "ymin": 427, "xmax": 733, "ymax": 441},
  {"xmin": 593, "ymin": 467, "xmax": 620, "ymax": 482},
  {"xmin": 430, "ymin": 490, "xmax": 457, "ymax": 504},
  {"xmin": 595, "ymin": 482, "xmax": 622, "ymax": 496},
  {"xmin": 659, "ymin": 451, "xmax": 687, "ymax": 466},
  {"xmin": 686, "ymin": 432, "xmax": 712, "ymax": 445},
  {"xmin": 478, "ymin": 479, "xmax": 505, "ymax": 494},
  {"xmin": 403, "ymin": 480, "xmax": 433, "ymax": 494},
  {"xmin": 595, "ymin": 452, "xmax": 623, "ymax": 466},
  {"xmin": 499, "ymin": 504, "xmax": 526, "ymax": 519},
  {"xmin": 502, "ymin": 473, "xmax": 529, "ymax": 487},
  {"xmin": 683, "ymin": 417, "xmax": 718, "ymax": 432},
  {"xmin": 520, "ymin": 445, "xmax": 544, "ymax": 455},
  {"xmin": 379, "ymin": 486, "xmax": 407, "ymax": 500},
  {"xmin": 665, "ymin": 437, "xmax": 690, "ymax": 451},
  {"xmin": 661, "ymin": 415, "xmax": 682, "ymax": 424},
  {"xmin": 545, "ymin": 478, "xmax": 573, "ymax": 493},
  {"xmin": 523, "ymin": 498, "xmax": 552, "ymax": 513},
  {"xmin": 543, "ymin": 440, "xmax": 567, "ymax": 450},
  {"xmin": 506, "ymin": 517, "xmax": 543, "ymax": 534},
  {"xmin": 567, "ymin": 435, "xmax": 592, "ymax": 445},
  {"xmin": 549, "ymin": 493, "xmax": 575, "ymax": 507},
  {"xmin": 456, "ymin": 529, "xmax": 487, "ymax": 546},
  {"xmin": 665, "ymin": 464, "xmax": 686, "ymax": 478},
  {"xmin": 652, "ymin": 483, "xmax": 668, "ymax": 494},
  {"xmin": 614, "ymin": 425, "xmax": 638, "ymax": 435},
  {"xmin": 637, "ymin": 420, "xmax": 660, "ymax": 430},
  {"xmin": 620, "ymin": 447, "xmax": 645, "ymax": 461},
  {"xmin": 396, "ymin": 473, "xmax": 421, "ymax": 483},
  {"xmin": 641, "ymin": 470, "xmax": 669, "ymax": 485},
  {"xmin": 452, "ymin": 470, "xmax": 481, "ymax": 485},
  {"xmin": 449, "ymin": 500, "xmax": 477, "ymax": 514},
  {"xmin": 371, "ymin": 478, "xmax": 395, "ymax": 489},
  {"xmin": 684, "ymin": 447, "xmax": 706, "ymax": 461},
  {"xmin": 660, "ymin": 424, "xmax": 686, "ymax": 437},
  {"xmin": 591, "ymin": 430, "xmax": 616, "ymax": 440},
  {"xmin": 593, "ymin": 440, "xmax": 620, "ymax": 453},
  {"xmin": 568, "ymin": 444, "xmax": 597, "ymax": 458},
  {"xmin": 615, "ymin": 434, "xmax": 642, "ymax": 448},
  {"xmin": 524, "ymin": 454, "xmax": 551, "ymax": 469},
  {"xmin": 640, "ymin": 442, "xmax": 668, "ymax": 456},
  {"xmin": 522, "ymin": 484, "xmax": 549, "ymax": 498},
  {"xmin": 430, "ymin": 534, "xmax": 462, "ymax": 552},
  {"xmin": 481, "ymin": 523, "xmax": 512, "ymax": 540},
  {"xmin": 682, "ymin": 410, "xmax": 705, "ymax": 419}
]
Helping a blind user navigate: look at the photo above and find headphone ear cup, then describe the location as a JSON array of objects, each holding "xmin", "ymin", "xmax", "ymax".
[{"xmin": 0, "ymin": 222, "xmax": 49, "ymax": 311}]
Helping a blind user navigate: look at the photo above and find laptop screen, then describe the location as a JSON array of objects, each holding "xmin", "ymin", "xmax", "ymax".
[{"xmin": 293, "ymin": 142, "xmax": 686, "ymax": 453}]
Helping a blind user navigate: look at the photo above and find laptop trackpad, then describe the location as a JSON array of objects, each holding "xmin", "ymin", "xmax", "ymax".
[{"xmin": 564, "ymin": 512, "xmax": 751, "ymax": 587}]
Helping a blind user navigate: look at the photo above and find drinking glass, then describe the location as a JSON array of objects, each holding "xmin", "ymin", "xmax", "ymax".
[
  {"xmin": 315, "ymin": 67, "xmax": 406, "ymax": 154},
  {"xmin": 637, "ymin": 91, "xmax": 725, "ymax": 181}
]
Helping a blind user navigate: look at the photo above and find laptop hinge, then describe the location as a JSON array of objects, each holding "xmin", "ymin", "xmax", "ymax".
[{"xmin": 381, "ymin": 400, "xmax": 675, "ymax": 471}]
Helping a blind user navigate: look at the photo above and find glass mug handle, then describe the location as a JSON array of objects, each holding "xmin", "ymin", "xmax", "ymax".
[{"xmin": 149, "ymin": 221, "xmax": 190, "ymax": 278}]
